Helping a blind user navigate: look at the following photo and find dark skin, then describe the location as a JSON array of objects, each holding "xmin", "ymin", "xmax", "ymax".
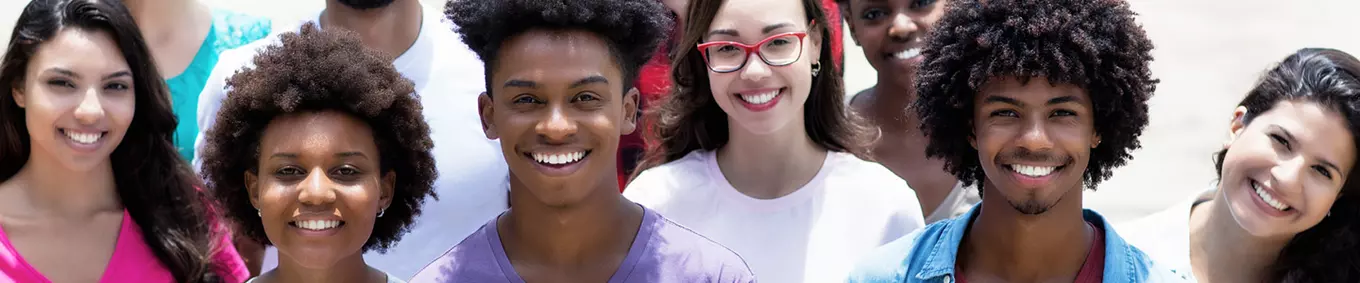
[
  {"xmin": 843, "ymin": 0, "xmax": 955, "ymax": 216},
  {"xmin": 957, "ymin": 76, "xmax": 1101, "ymax": 283},
  {"xmin": 479, "ymin": 29, "xmax": 643, "ymax": 283}
]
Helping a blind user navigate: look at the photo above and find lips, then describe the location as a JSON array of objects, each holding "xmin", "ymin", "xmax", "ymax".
[
  {"xmin": 1009, "ymin": 164, "xmax": 1058, "ymax": 177},
  {"xmin": 1251, "ymin": 180, "xmax": 1292, "ymax": 212},
  {"xmin": 61, "ymin": 129, "xmax": 105, "ymax": 145},
  {"xmin": 738, "ymin": 89, "xmax": 779, "ymax": 105},
  {"xmin": 528, "ymin": 150, "xmax": 591, "ymax": 166},
  {"xmin": 889, "ymin": 48, "xmax": 922, "ymax": 61}
]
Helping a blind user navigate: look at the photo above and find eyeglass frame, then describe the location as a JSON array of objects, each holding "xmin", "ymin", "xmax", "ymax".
[{"xmin": 696, "ymin": 31, "xmax": 810, "ymax": 73}]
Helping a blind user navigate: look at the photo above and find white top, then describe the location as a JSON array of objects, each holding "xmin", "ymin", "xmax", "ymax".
[
  {"xmin": 193, "ymin": 7, "xmax": 509, "ymax": 279},
  {"xmin": 925, "ymin": 181, "xmax": 981, "ymax": 224},
  {"xmin": 624, "ymin": 150, "xmax": 926, "ymax": 283},
  {"xmin": 1117, "ymin": 189, "xmax": 1213, "ymax": 282}
]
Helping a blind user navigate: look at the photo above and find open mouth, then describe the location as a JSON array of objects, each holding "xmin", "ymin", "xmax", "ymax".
[
  {"xmin": 528, "ymin": 150, "xmax": 591, "ymax": 168},
  {"xmin": 887, "ymin": 48, "xmax": 922, "ymax": 61},
  {"xmin": 1251, "ymin": 179, "xmax": 1292, "ymax": 212},
  {"xmin": 60, "ymin": 129, "xmax": 106, "ymax": 145},
  {"xmin": 289, "ymin": 220, "xmax": 345, "ymax": 231},
  {"xmin": 1007, "ymin": 164, "xmax": 1062, "ymax": 177},
  {"xmin": 737, "ymin": 88, "xmax": 782, "ymax": 105}
]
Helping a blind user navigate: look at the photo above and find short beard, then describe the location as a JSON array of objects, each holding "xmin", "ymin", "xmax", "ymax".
[{"xmin": 1007, "ymin": 192, "xmax": 1057, "ymax": 215}]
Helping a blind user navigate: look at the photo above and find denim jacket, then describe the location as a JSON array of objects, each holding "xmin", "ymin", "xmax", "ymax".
[{"xmin": 847, "ymin": 205, "xmax": 1190, "ymax": 283}]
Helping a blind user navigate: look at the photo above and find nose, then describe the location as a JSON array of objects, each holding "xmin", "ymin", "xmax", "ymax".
[
  {"xmin": 297, "ymin": 169, "xmax": 337, "ymax": 206},
  {"xmin": 887, "ymin": 13, "xmax": 919, "ymax": 41},
  {"xmin": 73, "ymin": 87, "xmax": 105, "ymax": 124},
  {"xmin": 536, "ymin": 105, "xmax": 577, "ymax": 142},
  {"xmin": 739, "ymin": 52, "xmax": 772, "ymax": 81},
  {"xmin": 1016, "ymin": 118, "xmax": 1055, "ymax": 152},
  {"xmin": 1270, "ymin": 156, "xmax": 1307, "ymax": 195}
]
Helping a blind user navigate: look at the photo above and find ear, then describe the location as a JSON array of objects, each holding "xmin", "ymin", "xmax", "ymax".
[
  {"xmin": 12, "ymin": 87, "xmax": 25, "ymax": 108},
  {"xmin": 478, "ymin": 92, "xmax": 498, "ymax": 139},
  {"xmin": 1226, "ymin": 106, "xmax": 1248, "ymax": 149},
  {"xmin": 622, "ymin": 87, "xmax": 640, "ymax": 135},
  {"xmin": 379, "ymin": 171, "xmax": 395, "ymax": 212},
  {"xmin": 1091, "ymin": 134, "xmax": 1102, "ymax": 149},
  {"xmin": 808, "ymin": 21, "xmax": 824, "ymax": 63},
  {"xmin": 245, "ymin": 171, "xmax": 261, "ymax": 211}
]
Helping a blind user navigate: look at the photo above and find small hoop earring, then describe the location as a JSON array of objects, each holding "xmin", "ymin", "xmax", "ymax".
[
  {"xmin": 378, "ymin": 208, "xmax": 386, "ymax": 218},
  {"xmin": 811, "ymin": 62, "xmax": 821, "ymax": 77}
]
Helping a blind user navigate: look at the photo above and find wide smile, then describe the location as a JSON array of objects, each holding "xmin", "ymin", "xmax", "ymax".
[
  {"xmin": 884, "ymin": 47, "xmax": 922, "ymax": 62},
  {"xmin": 734, "ymin": 87, "xmax": 785, "ymax": 112},
  {"xmin": 524, "ymin": 149, "xmax": 592, "ymax": 176},
  {"xmin": 1248, "ymin": 179, "xmax": 1295, "ymax": 216},
  {"xmin": 1003, "ymin": 163, "xmax": 1066, "ymax": 187},
  {"xmin": 288, "ymin": 218, "xmax": 346, "ymax": 237},
  {"xmin": 59, "ymin": 128, "xmax": 108, "ymax": 152}
]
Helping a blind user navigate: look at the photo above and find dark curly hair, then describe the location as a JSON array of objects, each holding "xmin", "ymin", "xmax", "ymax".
[
  {"xmin": 444, "ymin": 0, "xmax": 672, "ymax": 97},
  {"xmin": 1, "ymin": 1, "xmax": 230, "ymax": 281},
  {"xmin": 913, "ymin": 0, "xmax": 1157, "ymax": 192},
  {"xmin": 200, "ymin": 23, "xmax": 437, "ymax": 253},
  {"xmin": 637, "ymin": 0, "xmax": 872, "ymax": 173},
  {"xmin": 1213, "ymin": 48, "xmax": 1360, "ymax": 283}
]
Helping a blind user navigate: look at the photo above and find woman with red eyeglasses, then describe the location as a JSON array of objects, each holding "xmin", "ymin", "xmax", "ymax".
[{"xmin": 622, "ymin": 0, "xmax": 924, "ymax": 282}]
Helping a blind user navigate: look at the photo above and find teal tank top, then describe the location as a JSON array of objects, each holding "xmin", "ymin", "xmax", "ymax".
[{"xmin": 165, "ymin": 9, "xmax": 271, "ymax": 162}]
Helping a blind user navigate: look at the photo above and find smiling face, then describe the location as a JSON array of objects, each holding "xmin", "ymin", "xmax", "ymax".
[
  {"xmin": 1220, "ymin": 101, "xmax": 1355, "ymax": 238},
  {"xmin": 843, "ymin": 0, "xmax": 946, "ymax": 86},
  {"xmin": 972, "ymin": 76, "xmax": 1097, "ymax": 215},
  {"xmin": 481, "ymin": 29, "xmax": 638, "ymax": 208},
  {"xmin": 246, "ymin": 110, "xmax": 394, "ymax": 269},
  {"xmin": 703, "ymin": 0, "xmax": 821, "ymax": 135},
  {"xmin": 12, "ymin": 28, "xmax": 134, "ymax": 172}
]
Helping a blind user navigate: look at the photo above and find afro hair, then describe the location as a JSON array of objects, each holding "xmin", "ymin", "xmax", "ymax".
[
  {"xmin": 913, "ymin": 0, "xmax": 1158, "ymax": 191},
  {"xmin": 444, "ymin": 0, "xmax": 672, "ymax": 95},
  {"xmin": 201, "ymin": 23, "xmax": 437, "ymax": 253}
]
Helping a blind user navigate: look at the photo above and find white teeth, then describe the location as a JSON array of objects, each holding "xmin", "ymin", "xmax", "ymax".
[
  {"xmin": 739, "ymin": 90, "xmax": 779, "ymax": 104},
  {"xmin": 532, "ymin": 151, "xmax": 588, "ymax": 165},
  {"xmin": 1011, "ymin": 164, "xmax": 1056, "ymax": 177},
  {"xmin": 894, "ymin": 48, "xmax": 922, "ymax": 60},
  {"xmin": 1253, "ymin": 182, "xmax": 1290, "ymax": 211},
  {"xmin": 64, "ymin": 130, "xmax": 102, "ymax": 145},
  {"xmin": 296, "ymin": 220, "xmax": 341, "ymax": 231}
]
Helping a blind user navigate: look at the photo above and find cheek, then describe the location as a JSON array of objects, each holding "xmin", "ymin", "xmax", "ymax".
[{"xmin": 106, "ymin": 94, "xmax": 135, "ymax": 128}]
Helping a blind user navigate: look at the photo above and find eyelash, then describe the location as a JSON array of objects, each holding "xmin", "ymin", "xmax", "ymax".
[{"xmin": 1270, "ymin": 133, "xmax": 1335, "ymax": 180}]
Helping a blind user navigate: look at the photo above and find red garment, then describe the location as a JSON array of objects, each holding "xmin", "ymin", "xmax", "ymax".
[
  {"xmin": 955, "ymin": 222, "xmax": 1106, "ymax": 283},
  {"xmin": 617, "ymin": 0, "xmax": 846, "ymax": 190}
]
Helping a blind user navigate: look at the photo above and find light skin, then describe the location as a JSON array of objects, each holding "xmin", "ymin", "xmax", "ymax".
[
  {"xmin": 244, "ymin": 110, "xmax": 395, "ymax": 283},
  {"xmin": 705, "ymin": 0, "xmax": 828, "ymax": 199},
  {"xmin": 843, "ymin": 0, "xmax": 955, "ymax": 216},
  {"xmin": 1187, "ymin": 101, "xmax": 1355, "ymax": 282},
  {"xmin": 0, "ymin": 28, "xmax": 135, "ymax": 282},
  {"xmin": 122, "ymin": 0, "xmax": 213, "ymax": 78},
  {"xmin": 959, "ymin": 76, "xmax": 1101, "ymax": 283},
  {"xmin": 479, "ymin": 29, "xmax": 642, "ymax": 283}
]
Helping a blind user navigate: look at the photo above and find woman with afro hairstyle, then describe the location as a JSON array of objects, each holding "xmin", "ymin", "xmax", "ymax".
[
  {"xmin": 848, "ymin": 0, "xmax": 1187, "ymax": 282},
  {"xmin": 623, "ymin": 0, "xmax": 925, "ymax": 282},
  {"xmin": 199, "ymin": 23, "xmax": 436, "ymax": 283},
  {"xmin": 1121, "ymin": 48, "xmax": 1360, "ymax": 283},
  {"xmin": 0, "ymin": 0, "xmax": 249, "ymax": 282}
]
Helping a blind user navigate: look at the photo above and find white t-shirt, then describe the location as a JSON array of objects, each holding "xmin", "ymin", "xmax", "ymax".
[
  {"xmin": 624, "ymin": 150, "xmax": 925, "ymax": 283},
  {"xmin": 1117, "ymin": 188, "xmax": 1214, "ymax": 282},
  {"xmin": 193, "ymin": 7, "xmax": 509, "ymax": 279}
]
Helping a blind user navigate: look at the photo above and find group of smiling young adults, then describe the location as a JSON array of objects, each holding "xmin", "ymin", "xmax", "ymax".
[{"xmin": 1, "ymin": 0, "xmax": 1358, "ymax": 282}]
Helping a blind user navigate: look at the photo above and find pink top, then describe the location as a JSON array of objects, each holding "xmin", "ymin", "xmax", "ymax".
[{"xmin": 0, "ymin": 210, "xmax": 250, "ymax": 283}]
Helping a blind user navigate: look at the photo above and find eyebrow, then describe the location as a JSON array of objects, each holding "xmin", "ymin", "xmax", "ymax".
[
  {"xmin": 44, "ymin": 68, "xmax": 131, "ymax": 80},
  {"xmin": 569, "ymin": 76, "xmax": 609, "ymax": 89},
  {"xmin": 706, "ymin": 23, "xmax": 797, "ymax": 38},
  {"xmin": 268, "ymin": 152, "xmax": 368, "ymax": 159},
  {"xmin": 981, "ymin": 95, "xmax": 1083, "ymax": 106},
  {"xmin": 1270, "ymin": 125, "xmax": 1343, "ymax": 173},
  {"xmin": 504, "ymin": 80, "xmax": 537, "ymax": 89}
]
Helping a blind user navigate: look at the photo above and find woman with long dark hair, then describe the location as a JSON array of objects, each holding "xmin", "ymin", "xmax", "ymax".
[
  {"xmin": 0, "ymin": 0, "xmax": 248, "ymax": 282},
  {"xmin": 622, "ymin": 0, "xmax": 924, "ymax": 282},
  {"xmin": 1121, "ymin": 48, "xmax": 1360, "ymax": 282}
]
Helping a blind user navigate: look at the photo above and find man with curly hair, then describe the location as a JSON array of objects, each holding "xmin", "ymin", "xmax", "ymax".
[
  {"xmin": 191, "ymin": 0, "xmax": 509, "ymax": 278},
  {"xmin": 848, "ymin": 0, "xmax": 1187, "ymax": 282},
  {"xmin": 409, "ymin": 0, "xmax": 754, "ymax": 282}
]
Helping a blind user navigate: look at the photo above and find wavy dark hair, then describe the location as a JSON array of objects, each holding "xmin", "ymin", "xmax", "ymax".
[
  {"xmin": 636, "ymin": 0, "xmax": 871, "ymax": 173},
  {"xmin": 1211, "ymin": 48, "xmax": 1360, "ymax": 283},
  {"xmin": 913, "ymin": 0, "xmax": 1157, "ymax": 192},
  {"xmin": 201, "ymin": 23, "xmax": 438, "ymax": 253},
  {"xmin": 0, "ymin": 0, "xmax": 226, "ymax": 282}
]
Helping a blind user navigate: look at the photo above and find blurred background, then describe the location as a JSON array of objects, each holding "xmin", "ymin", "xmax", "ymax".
[{"xmin": 3, "ymin": 0, "xmax": 1360, "ymax": 222}]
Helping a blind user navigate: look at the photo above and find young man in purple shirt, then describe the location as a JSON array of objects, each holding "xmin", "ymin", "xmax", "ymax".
[{"xmin": 408, "ymin": 0, "xmax": 756, "ymax": 282}]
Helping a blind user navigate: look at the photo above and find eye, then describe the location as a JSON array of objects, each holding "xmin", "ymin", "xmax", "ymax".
[
  {"xmin": 104, "ymin": 82, "xmax": 129, "ymax": 91},
  {"xmin": 1051, "ymin": 109, "xmax": 1076, "ymax": 117},
  {"xmin": 275, "ymin": 167, "xmax": 304, "ymax": 176},
  {"xmin": 716, "ymin": 45, "xmax": 741, "ymax": 53},
  {"xmin": 1313, "ymin": 165, "xmax": 1334, "ymax": 180},
  {"xmin": 1269, "ymin": 133, "xmax": 1291, "ymax": 150},
  {"xmin": 990, "ymin": 109, "xmax": 1018, "ymax": 118},
  {"xmin": 334, "ymin": 166, "xmax": 360, "ymax": 176},
  {"xmin": 573, "ymin": 92, "xmax": 601, "ymax": 102},
  {"xmin": 512, "ymin": 95, "xmax": 540, "ymax": 104},
  {"xmin": 46, "ymin": 79, "xmax": 75, "ymax": 88},
  {"xmin": 861, "ymin": 8, "xmax": 887, "ymax": 20},
  {"xmin": 910, "ymin": 0, "xmax": 938, "ymax": 9},
  {"xmin": 769, "ymin": 38, "xmax": 793, "ymax": 46}
]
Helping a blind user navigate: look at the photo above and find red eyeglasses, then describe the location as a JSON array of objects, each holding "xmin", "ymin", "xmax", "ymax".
[{"xmin": 697, "ymin": 31, "xmax": 809, "ymax": 73}]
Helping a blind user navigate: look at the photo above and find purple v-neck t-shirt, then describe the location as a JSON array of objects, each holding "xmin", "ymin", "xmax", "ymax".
[{"xmin": 409, "ymin": 206, "xmax": 756, "ymax": 283}]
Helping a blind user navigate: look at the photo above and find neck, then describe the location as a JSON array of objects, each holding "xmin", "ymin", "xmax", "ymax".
[
  {"xmin": 501, "ymin": 175, "xmax": 644, "ymax": 267},
  {"xmin": 716, "ymin": 115, "xmax": 827, "ymax": 199},
  {"xmin": 962, "ymin": 182, "xmax": 1092, "ymax": 282},
  {"xmin": 872, "ymin": 74, "xmax": 915, "ymax": 114},
  {"xmin": 269, "ymin": 252, "xmax": 382, "ymax": 283},
  {"xmin": 2, "ymin": 150, "xmax": 121, "ymax": 218},
  {"xmin": 320, "ymin": 0, "xmax": 423, "ymax": 59},
  {"xmin": 1188, "ymin": 194, "xmax": 1290, "ymax": 282},
  {"xmin": 124, "ymin": 0, "xmax": 209, "ymax": 44}
]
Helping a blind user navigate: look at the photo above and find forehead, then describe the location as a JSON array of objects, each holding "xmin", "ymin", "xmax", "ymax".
[
  {"xmin": 976, "ymin": 76, "xmax": 1090, "ymax": 105},
  {"xmin": 26, "ymin": 28, "xmax": 130, "ymax": 77},
  {"xmin": 1254, "ymin": 100, "xmax": 1357, "ymax": 169},
  {"xmin": 709, "ymin": 0, "xmax": 808, "ymax": 37},
  {"xmin": 259, "ymin": 111, "xmax": 377, "ymax": 152},
  {"xmin": 490, "ymin": 30, "xmax": 622, "ymax": 91}
]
